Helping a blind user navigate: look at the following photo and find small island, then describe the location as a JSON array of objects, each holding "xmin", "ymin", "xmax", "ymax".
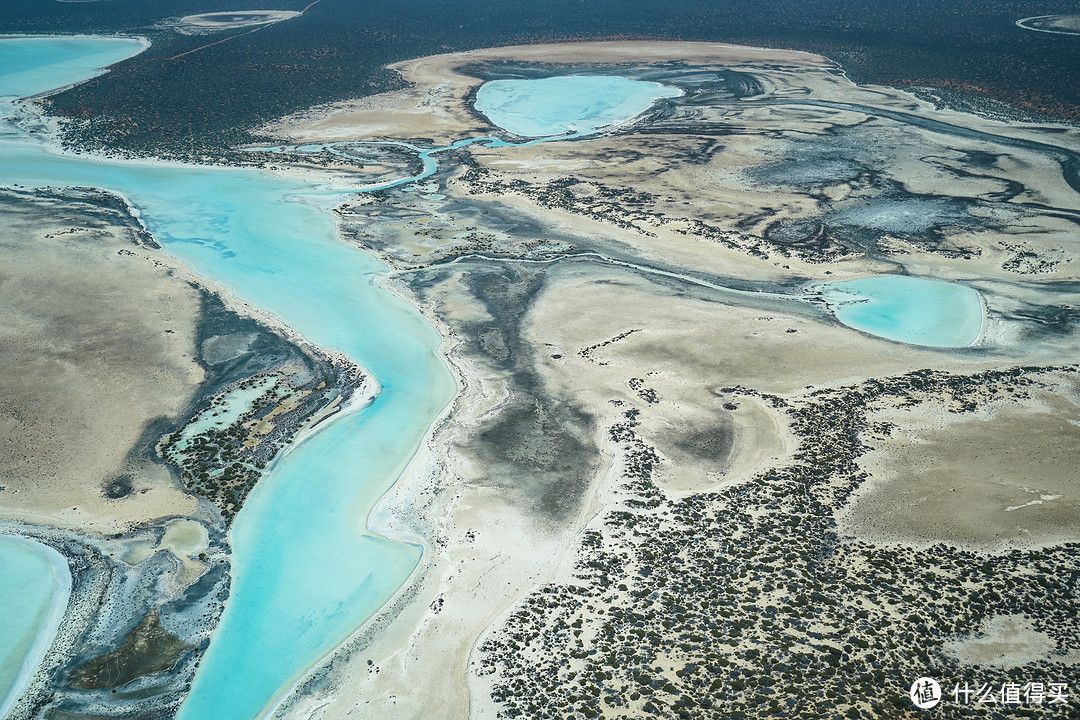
[{"xmin": 174, "ymin": 11, "xmax": 301, "ymax": 35}]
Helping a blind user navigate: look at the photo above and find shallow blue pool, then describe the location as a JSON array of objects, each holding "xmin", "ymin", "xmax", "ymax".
[
  {"xmin": 817, "ymin": 275, "xmax": 984, "ymax": 347},
  {"xmin": 474, "ymin": 75, "xmax": 682, "ymax": 137}
]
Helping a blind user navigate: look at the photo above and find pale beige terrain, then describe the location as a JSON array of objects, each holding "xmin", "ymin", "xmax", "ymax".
[
  {"xmin": 0, "ymin": 188, "xmax": 206, "ymax": 533},
  {"xmin": 268, "ymin": 41, "xmax": 1080, "ymax": 307},
  {"xmin": 261, "ymin": 42, "xmax": 1080, "ymax": 719},
  {"xmin": 839, "ymin": 382, "xmax": 1080, "ymax": 550},
  {"xmin": 0, "ymin": 182, "xmax": 372, "ymax": 717}
]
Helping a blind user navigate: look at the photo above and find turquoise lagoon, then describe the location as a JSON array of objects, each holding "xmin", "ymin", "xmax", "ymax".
[
  {"xmin": 0, "ymin": 537, "xmax": 71, "ymax": 720},
  {"xmin": 474, "ymin": 75, "xmax": 682, "ymax": 137},
  {"xmin": 0, "ymin": 142, "xmax": 455, "ymax": 720},
  {"xmin": 0, "ymin": 36, "xmax": 146, "ymax": 101},
  {"xmin": 1, "ymin": 36, "xmax": 454, "ymax": 720},
  {"xmin": 268, "ymin": 75, "xmax": 684, "ymax": 192},
  {"xmin": 0, "ymin": 34, "xmax": 984, "ymax": 720},
  {"xmin": 0, "ymin": 35, "xmax": 989, "ymax": 720},
  {"xmin": 816, "ymin": 275, "xmax": 984, "ymax": 347}
]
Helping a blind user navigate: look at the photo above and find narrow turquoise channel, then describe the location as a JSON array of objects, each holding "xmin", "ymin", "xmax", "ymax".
[
  {"xmin": 0, "ymin": 536, "xmax": 71, "ymax": 720},
  {"xmin": 817, "ymin": 275, "xmax": 984, "ymax": 347},
  {"xmin": 0, "ymin": 36, "xmax": 990, "ymax": 720},
  {"xmin": 0, "ymin": 141, "xmax": 456, "ymax": 720},
  {"xmin": 1, "ymin": 36, "xmax": 454, "ymax": 720}
]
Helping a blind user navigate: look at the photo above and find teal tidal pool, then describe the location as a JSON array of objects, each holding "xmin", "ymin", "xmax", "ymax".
[
  {"xmin": 0, "ymin": 536, "xmax": 71, "ymax": 720},
  {"xmin": 816, "ymin": 275, "xmax": 984, "ymax": 347},
  {"xmin": 474, "ymin": 75, "xmax": 682, "ymax": 137}
]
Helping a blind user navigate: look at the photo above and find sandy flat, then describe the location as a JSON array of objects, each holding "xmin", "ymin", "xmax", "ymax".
[
  {"xmin": 255, "ymin": 41, "xmax": 1080, "ymax": 720},
  {"xmin": 0, "ymin": 188, "xmax": 208, "ymax": 534},
  {"xmin": 259, "ymin": 41, "xmax": 828, "ymax": 147},
  {"xmin": 838, "ymin": 382, "xmax": 1080, "ymax": 550}
]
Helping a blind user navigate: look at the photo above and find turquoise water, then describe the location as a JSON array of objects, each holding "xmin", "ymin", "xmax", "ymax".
[
  {"xmin": 167, "ymin": 377, "xmax": 278, "ymax": 462},
  {"xmin": 817, "ymin": 275, "xmax": 984, "ymax": 346},
  {"xmin": 1, "ymin": 36, "xmax": 454, "ymax": 719},
  {"xmin": 0, "ymin": 142, "xmax": 454, "ymax": 720},
  {"xmin": 0, "ymin": 38, "xmax": 691, "ymax": 720},
  {"xmin": 0, "ymin": 36, "xmax": 146, "ymax": 100},
  {"xmin": 474, "ymin": 75, "xmax": 682, "ymax": 137},
  {"xmin": 0, "ymin": 536, "xmax": 71, "ymax": 720},
  {"xmin": 252, "ymin": 75, "xmax": 684, "ymax": 195}
]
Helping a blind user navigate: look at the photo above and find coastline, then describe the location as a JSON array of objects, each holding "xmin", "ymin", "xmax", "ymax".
[
  {"xmin": 5, "ymin": 52, "xmax": 455, "ymax": 713},
  {"xmin": 249, "ymin": 233, "xmax": 467, "ymax": 720},
  {"xmin": 195, "ymin": 38, "xmax": 1080, "ymax": 720},
  {"xmin": 0, "ymin": 125, "xmax": 384, "ymax": 719},
  {"xmin": 0, "ymin": 166, "xmax": 444, "ymax": 720},
  {"xmin": 0, "ymin": 515, "xmax": 230, "ymax": 720},
  {"xmin": 0, "ymin": 126, "xmax": 366, "ymax": 364},
  {"xmin": 0, "ymin": 535, "xmax": 71, "ymax": 720},
  {"xmin": 0, "ymin": 33, "xmax": 150, "ymax": 102}
]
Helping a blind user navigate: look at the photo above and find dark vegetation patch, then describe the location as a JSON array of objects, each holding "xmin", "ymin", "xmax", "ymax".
[
  {"xmin": 749, "ymin": 122, "xmax": 1002, "ymax": 260},
  {"xmin": 479, "ymin": 365, "xmax": 1080, "ymax": 719},
  {"xmin": 578, "ymin": 330, "xmax": 641, "ymax": 366},
  {"xmin": 999, "ymin": 242, "xmax": 1067, "ymax": 275},
  {"xmin": 33, "ymin": 531, "xmax": 231, "ymax": 720},
  {"xmin": 5, "ymin": 0, "xmax": 1080, "ymax": 158},
  {"xmin": 70, "ymin": 610, "xmax": 192, "ymax": 691},
  {"xmin": 458, "ymin": 170, "xmax": 666, "ymax": 238},
  {"xmin": 339, "ymin": 187, "xmax": 574, "ymax": 268},
  {"xmin": 670, "ymin": 421, "xmax": 735, "ymax": 464},
  {"xmin": 158, "ymin": 292, "xmax": 364, "ymax": 523},
  {"xmin": 102, "ymin": 473, "xmax": 134, "ymax": 499},
  {"xmin": 403, "ymin": 261, "xmax": 599, "ymax": 523},
  {"xmin": 759, "ymin": 219, "xmax": 855, "ymax": 263},
  {"xmin": 1007, "ymin": 301, "xmax": 1080, "ymax": 337},
  {"xmin": 461, "ymin": 265, "xmax": 598, "ymax": 520},
  {"xmin": 764, "ymin": 187, "xmax": 985, "ymax": 261},
  {"xmin": 752, "ymin": 157, "xmax": 868, "ymax": 190},
  {"xmin": 475, "ymin": 392, "xmax": 596, "ymax": 521},
  {"xmin": 194, "ymin": 293, "xmax": 305, "ymax": 386},
  {"xmin": 456, "ymin": 167, "xmax": 853, "ymax": 263}
]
